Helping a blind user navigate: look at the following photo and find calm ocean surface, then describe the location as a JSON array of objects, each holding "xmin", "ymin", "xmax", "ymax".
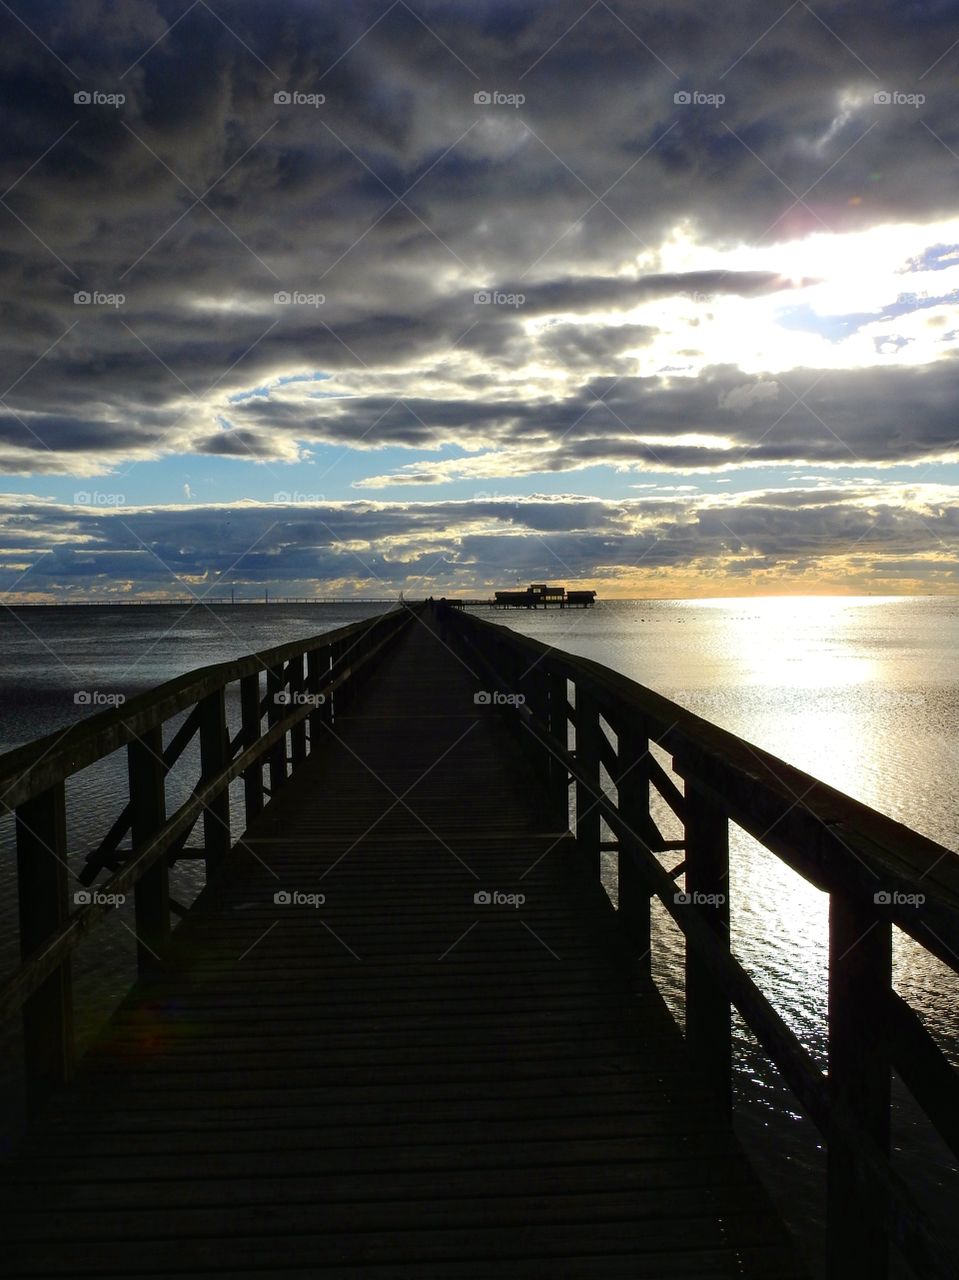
[{"xmin": 0, "ymin": 596, "xmax": 956, "ymax": 1274}]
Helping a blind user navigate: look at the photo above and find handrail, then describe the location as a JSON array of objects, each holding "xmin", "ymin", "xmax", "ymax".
[
  {"xmin": 0, "ymin": 612, "xmax": 410, "ymax": 812},
  {"xmin": 2, "ymin": 604, "xmax": 418, "ymax": 1118},
  {"xmin": 444, "ymin": 609, "xmax": 959, "ymax": 962},
  {"xmin": 439, "ymin": 604, "xmax": 959, "ymax": 1280}
]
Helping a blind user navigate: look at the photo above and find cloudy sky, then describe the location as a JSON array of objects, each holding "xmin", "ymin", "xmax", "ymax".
[{"xmin": 1, "ymin": 0, "xmax": 958, "ymax": 599}]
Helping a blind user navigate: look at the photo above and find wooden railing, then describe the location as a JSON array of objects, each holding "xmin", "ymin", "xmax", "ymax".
[
  {"xmin": 440, "ymin": 604, "xmax": 959, "ymax": 1280},
  {"xmin": 0, "ymin": 604, "xmax": 416, "ymax": 1118}
]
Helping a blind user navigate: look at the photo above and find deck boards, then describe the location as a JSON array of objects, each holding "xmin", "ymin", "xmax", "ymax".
[{"xmin": 1, "ymin": 614, "xmax": 804, "ymax": 1278}]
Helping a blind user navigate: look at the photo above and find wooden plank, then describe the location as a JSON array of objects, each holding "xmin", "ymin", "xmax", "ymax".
[
  {"xmin": 265, "ymin": 663, "xmax": 288, "ymax": 795},
  {"xmin": 129, "ymin": 727, "xmax": 169, "ymax": 978},
  {"xmin": 680, "ymin": 772, "xmax": 731, "ymax": 1116},
  {"xmin": 3, "ymin": 1192, "xmax": 796, "ymax": 1244},
  {"xmin": 574, "ymin": 686, "xmax": 602, "ymax": 877},
  {"xmin": 289, "ymin": 653, "xmax": 308, "ymax": 765},
  {"xmin": 827, "ymin": 894, "xmax": 891, "ymax": 1278},
  {"xmin": 239, "ymin": 671, "xmax": 264, "ymax": 824},
  {"xmin": 545, "ymin": 668, "xmax": 570, "ymax": 828},
  {"xmin": 617, "ymin": 720, "xmax": 653, "ymax": 980},
  {"xmin": 198, "ymin": 688, "xmax": 230, "ymax": 877},
  {"xmin": 15, "ymin": 782, "xmax": 73, "ymax": 1118},
  {"xmin": 4, "ymin": 1220, "xmax": 800, "ymax": 1276},
  {"xmin": 306, "ymin": 647, "xmax": 331, "ymax": 746}
]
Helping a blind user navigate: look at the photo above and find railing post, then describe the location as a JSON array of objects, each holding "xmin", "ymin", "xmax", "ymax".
[
  {"xmin": 331, "ymin": 638, "xmax": 349, "ymax": 716},
  {"xmin": 289, "ymin": 654, "xmax": 307, "ymax": 767},
  {"xmin": 129, "ymin": 726, "xmax": 169, "ymax": 977},
  {"xmin": 521, "ymin": 662, "xmax": 551, "ymax": 789},
  {"xmin": 574, "ymin": 686, "xmax": 602, "ymax": 877},
  {"xmin": 617, "ymin": 721, "xmax": 652, "ymax": 981},
  {"xmin": 827, "ymin": 895, "xmax": 891, "ymax": 1279},
  {"xmin": 240, "ymin": 672, "xmax": 264, "ymax": 824},
  {"xmin": 16, "ymin": 782, "xmax": 73, "ymax": 1119},
  {"xmin": 681, "ymin": 773, "xmax": 731, "ymax": 1114},
  {"xmin": 199, "ymin": 688, "xmax": 231, "ymax": 877},
  {"xmin": 546, "ymin": 669, "xmax": 570, "ymax": 830},
  {"xmin": 266, "ymin": 664, "xmax": 288, "ymax": 794},
  {"xmin": 306, "ymin": 647, "xmax": 331, "ymax": 750}
]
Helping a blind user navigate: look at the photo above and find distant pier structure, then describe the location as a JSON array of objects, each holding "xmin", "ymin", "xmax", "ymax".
[{"xmin": 491, "ymin": 582, "xmax": 596, "ymax": 609}]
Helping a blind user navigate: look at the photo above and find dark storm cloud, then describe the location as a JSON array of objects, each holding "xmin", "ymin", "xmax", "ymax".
[
  {"xmin": 514, "ymin": 272, "xmax": 819, "ymax": 314},
  {"xmin": 534, "ymin": 322, "xmax": 660, "ymax": 370},
  {"xmin": 0, "ymin": 0, "xmax": 958, "ymax": 477},
  {"xmin": 2, "ymin": 488, "xmax": 957, "ymax": 596},
  {"xmin": 205, "ymin": 345, "xmax": 959, "ymax": 475}
]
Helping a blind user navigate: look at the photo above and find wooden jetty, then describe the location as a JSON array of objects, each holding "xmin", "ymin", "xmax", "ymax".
[{"xmin": 0, "ymin": 603, "xmax": 957, "ymax": 1278}]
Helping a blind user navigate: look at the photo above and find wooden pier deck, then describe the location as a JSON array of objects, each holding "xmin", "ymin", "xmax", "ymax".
[{"xmin": 1, "ymin": 616, "xmax": 803, "ymax": 1279}]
